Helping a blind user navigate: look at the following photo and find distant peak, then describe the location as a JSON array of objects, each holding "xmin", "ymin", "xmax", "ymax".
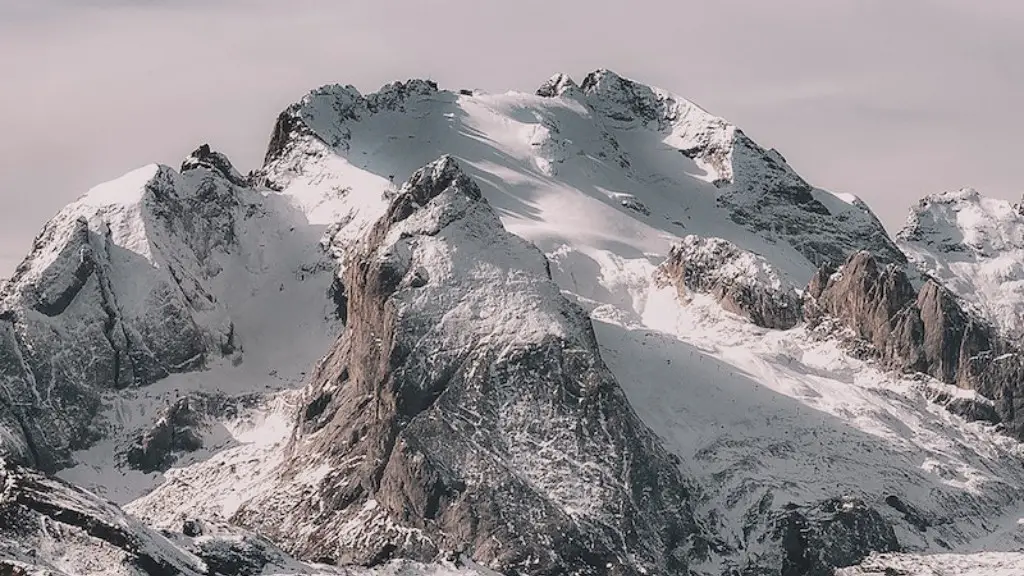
[
  {"xmin": 536, "ymin": 73, "xmax": 579, "ymax": 98},
  {"xmin": 579, "ymin": 68, "xmax": 626, "ymax": 91},
  {"xmin": 366, "ymin": 78, "xmax": 439, "ymax": 112},
  {"xmin": 181, "ymin": 144, "xmax": 246, "ymax": 186},
  {"xmin": 918, "ymin": 187, "xmax": 982, "ymax": 206}
]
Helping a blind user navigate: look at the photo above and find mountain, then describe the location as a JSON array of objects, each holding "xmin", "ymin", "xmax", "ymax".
[
  {"xmin": 897, "ymin": 187, "xmax": 1024, "ymax": 337},
  {"xmin": 3, "ymin": 70, "xmax": 1024, "ymax": 576},
  {"xmin": 233, "ymin": 156, "xmax": 704, "ymax": 575}
]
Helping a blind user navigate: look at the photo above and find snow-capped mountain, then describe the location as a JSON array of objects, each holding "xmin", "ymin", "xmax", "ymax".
[
  {"xmin": 3, "ymin": 70, "xmax": 1024, "ymax": 576},
  {"xmin": 898, "ymin": 187, "xmax": 1024, "ymax": 337}
]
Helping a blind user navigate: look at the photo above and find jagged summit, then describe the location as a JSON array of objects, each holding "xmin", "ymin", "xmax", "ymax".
[
  {"xmin": 254, "ymin": 68, "xmax": 904, "ymax": 292},
  {"xmin": 390, "ymin": 154, "xmax": 482, "ymax": 209},
  {"xmin": 898, "ymin": 187, "xmax": 1024, "ymax": 251},
  {"xmin": 180, "ymin": 143, "xmax": 247, "ymax": 186},
  {"xmin": 898, "ymin": 186, "xmax": 1024, "ymax": 337},
  {"xmin": 535, "ymin": 72, "xmax": 578, "ymax": 97}
]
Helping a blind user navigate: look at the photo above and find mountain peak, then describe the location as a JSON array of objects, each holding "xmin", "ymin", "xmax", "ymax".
[
  {"xmin": 898, "ymin": 186, "xmax": 1024, "ymax": 337},
  {"xmin": 398, "ymin": 155, "xmax": 479, "ymax": 204},
  {"xmin": 180, "ymin": 143, "xmax": 247, "ymax": 186},
  {"xmin": 898, "ymin": 187, "xmax": 1024, "ymax": 251},
  {"xmin": 535, "ymin": 72, "xmax": 578, "ymax": 97}
]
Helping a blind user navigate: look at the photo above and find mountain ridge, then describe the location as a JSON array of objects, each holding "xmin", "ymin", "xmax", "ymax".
[{"xmin": 3, "ymin": 69, "xmax": 1024, "ymax": 576}]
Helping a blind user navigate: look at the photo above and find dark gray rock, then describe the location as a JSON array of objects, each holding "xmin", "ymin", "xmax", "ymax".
[
  {"xmin": 181, "ymin": 144, "xmax": 248, "ymax": 187},
  {"xmin": 656, "ymin": 236, "xmax": 802, "ymax": 330},
  {"xmin": 235, "ymin": 157, "xmax": 705, "ymax": 576},
  {"xmin": 806, "ymin": 251, "xmax": 1024, "ymax": 437},
  {"xmin": 191, "ymin": 533, "xmax": 285, "ymax": 576},
  {"xmin": 768, "ymin": 499, "xmax": 900, "ymax": 576},
  {"xmin": 124, "ymin": 397, "xmax": 205, "ymax": 473}
]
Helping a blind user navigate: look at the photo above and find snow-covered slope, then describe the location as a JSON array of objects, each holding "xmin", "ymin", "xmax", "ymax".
[
  {"xmin": 3, "ymin": 69, "xmax": 1024, "ymax": 576},
  {"xmin": 898, "ymin": 187, "xmax": 1024, "ymax": 337},
  {"xmin": 256, "ymin": 69, "xmax": 901, "ymax": 302}
]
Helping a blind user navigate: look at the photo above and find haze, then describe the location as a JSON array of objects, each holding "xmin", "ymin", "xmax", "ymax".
[{"xmin": 2, "ymin": 0, "xmax": 1022, "ymax": 277}]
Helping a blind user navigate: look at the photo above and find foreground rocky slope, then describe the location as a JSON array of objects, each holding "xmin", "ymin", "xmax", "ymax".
[{"xmin": 0, "ymin": 457, "xmax": 322, "ymax": 576}]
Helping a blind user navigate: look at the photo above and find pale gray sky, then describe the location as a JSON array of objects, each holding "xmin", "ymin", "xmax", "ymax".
[{"xmin": 2, "ymin": 0, "xmax": 1022, "ymax": 276}]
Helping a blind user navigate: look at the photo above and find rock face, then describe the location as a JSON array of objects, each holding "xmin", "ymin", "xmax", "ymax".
[
  {"xmin": 235, "ymin": 157, "xmax": 703, "ymax": 576},
  {"xmin": 806, "ymin": 251, "xmax": 1024, "ymax": 437},
  {"xmin": 655, "ymin": 235, "xmax": 802, "ymax": 330},
  {"xmin": 766, "ymin": 499, "xmax": 900, "ymax": 576},
  {"xmin": 123, "ymin": 397, "xmax": 205, "ymax": 473}
]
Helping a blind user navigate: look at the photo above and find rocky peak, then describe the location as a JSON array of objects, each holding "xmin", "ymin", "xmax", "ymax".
[
  {"xmin": 234, "ymin": 157, "xmax": 704, "ymax": 575},
  {"xmin": 655, "ymin": 235, "xmax": 802, "ymax": 330},
  {"xmin": 366, "ymin": 78, "xmax": 439, "ymax": 113},
  {"xmin": 896, "ymin": 187, "xmax": 1024, "ymax": 251},
  {"xmin": 535, "ymin": 72, "xmax": 579, "ymax": 98},
  {"xmin": 897, "ymin": 187, "xmax": 1024, "ymax": 338},
  {"xmin": 180, "ymin": 143, "xmax": 247, "ymax": 187},
  {"xmin": 579, "ymin": 68, "xmax": 688, "ymax": 131},
  {"xmin": 0, "ymin": 161, "xmax": 250, "ymax": 471},
  {"xmin": 258, "ymin": 79, "xmax": 442, "ymax": 189},
  {"xmin": 572, "ymin": 69, "xmax": 904, "ymax": 272},
  {"xmin": 384, "ymin": 154, "xmax": 481, "ymax": 219}
]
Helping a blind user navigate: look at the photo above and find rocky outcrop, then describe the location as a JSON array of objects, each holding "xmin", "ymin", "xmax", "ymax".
[
  {"xmin": 235, "ymin": 157, "xmax": 705, "ymax": 575},
  {"xmin": 766, "ymin": 499, "xmax": 900, "ymax": 576},
  {"xmin": 0, "ymin": 459, "xmax": 206, "ymax": 576},
  {"xmin": 124, "ymin": 397, "xmax": 205, "ymax": 473},
  {"xmin": 536, "ymin": 73, "xmax": 579, "ymax": 98},
  {"xmin": 655, "ymin": 235, "xmax": 802, "ymax": 330},
  {"xmin": 181, "ymin": 143, "xmax": 248, "ymax": 187},
  {"xmin": 806, "ymin": 251, "xmax": 1024, "ymax": 437},
  {"xmin": 804, "ymin": 252, "xmax": 917, "ymax": 351}
]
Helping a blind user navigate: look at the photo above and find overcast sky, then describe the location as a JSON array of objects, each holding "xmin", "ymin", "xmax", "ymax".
[{"xmin": 2, "ymin": 0, "xmax": 1022, "ymax": 276}]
